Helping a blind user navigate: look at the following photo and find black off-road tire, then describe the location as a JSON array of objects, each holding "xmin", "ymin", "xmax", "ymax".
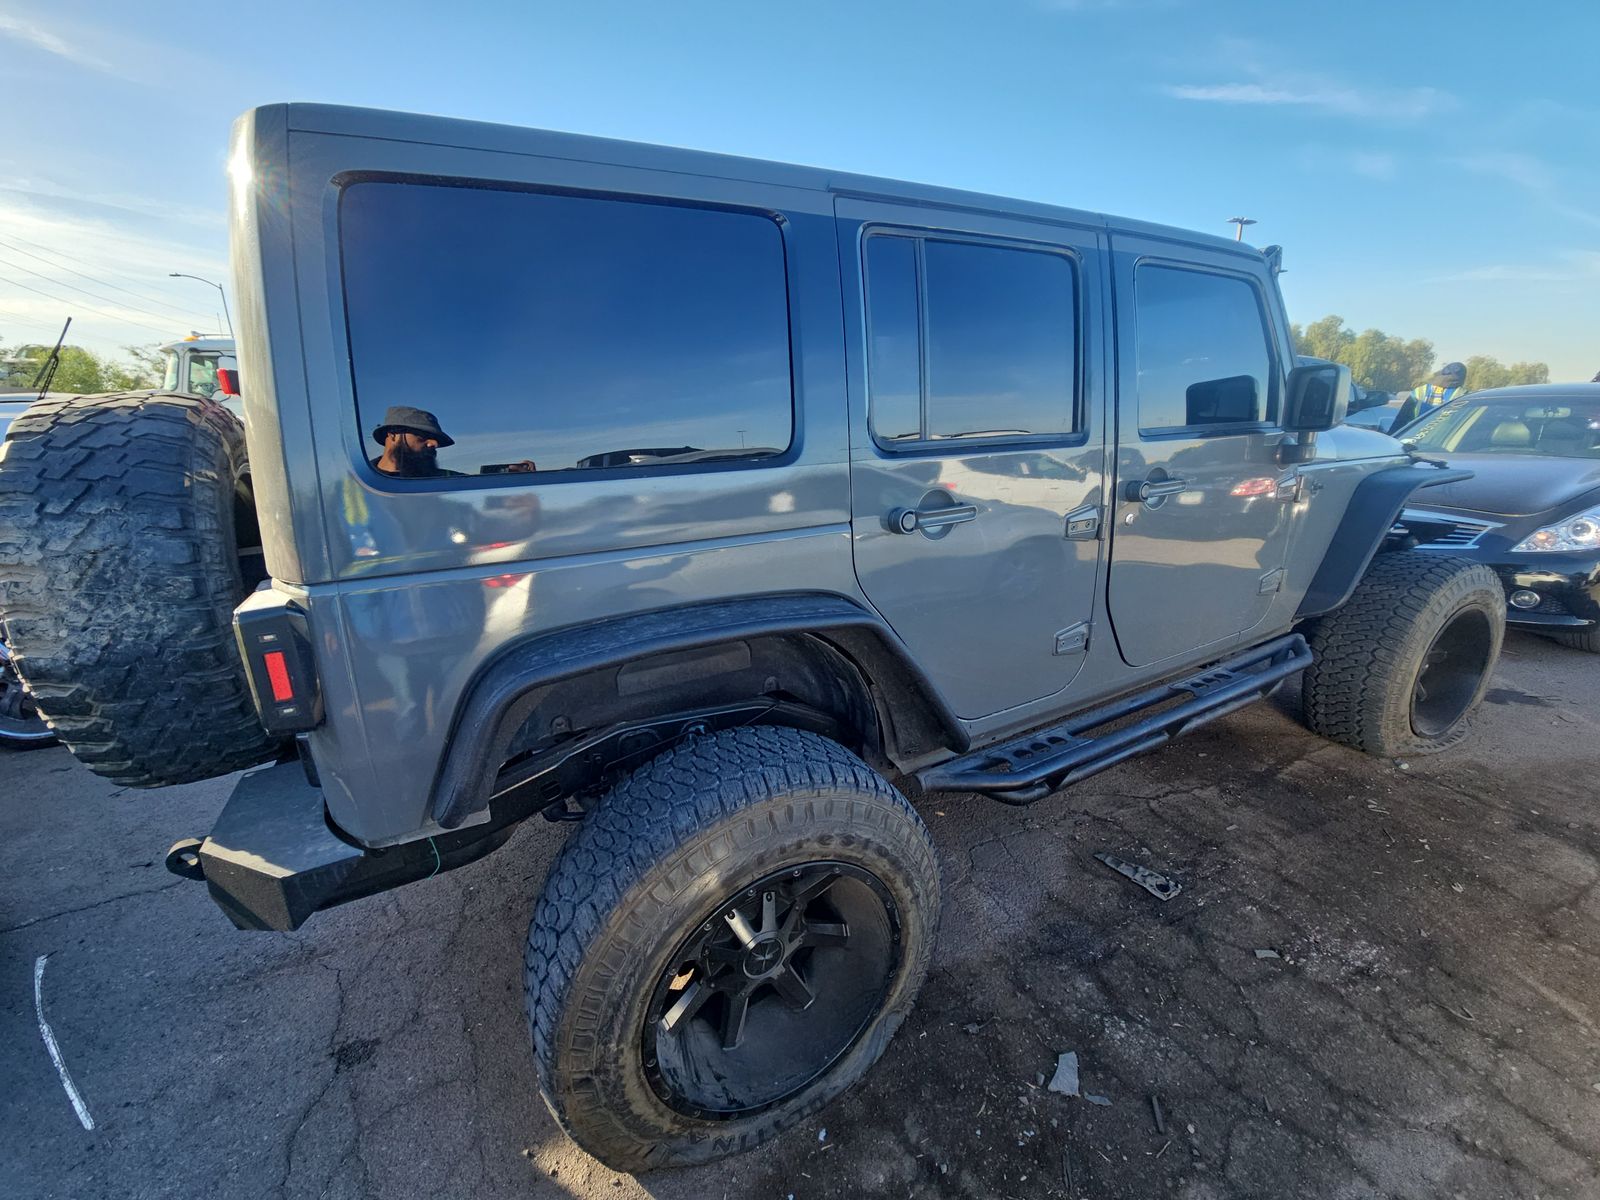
[
  {"xmin": 0, "ymin": 392, "xmax": 281, "ymax": 786},
  {"xmin": 525, "ymin": 725, "xmax": 940, "ymax": 1171},
  {"xmin": 1301, "ymin": 551, "xmax": 1505, "ymax": 757},
  {"xmin": 1549, "ymin": 628, "xmax": 1600, "ymax": 654}
]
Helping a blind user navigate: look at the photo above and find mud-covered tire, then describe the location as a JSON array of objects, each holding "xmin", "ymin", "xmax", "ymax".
[
  {"xmin": 1302, "ymin": 551, "xmax": 1505, "ymax": 757},
  {"xmin": 1548, "ymin": 627, "xmax": 1600, "ymax": 654},
  {"xmin": 525, "ymin": 725, "xmax": 940, "ymax": 1171},
  {"xmin": 0, "ymin": 392, "xmax": 282, "ymax": 785}
]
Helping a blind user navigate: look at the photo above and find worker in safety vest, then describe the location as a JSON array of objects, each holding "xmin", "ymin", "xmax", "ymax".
[{"xmin": 1394, "ymin": 361, "xmax": 1467, "ymax": 428}]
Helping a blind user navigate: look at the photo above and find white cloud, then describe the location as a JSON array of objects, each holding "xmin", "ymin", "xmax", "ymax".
[
  {"xmin": 1164, "ymin": 79, "xmax": 1450, "ymax": 121},
  {"xmin": 1347, "ymin": 151, "xmax": 1397, "ymax": 181},
  {"xmin": 0, "ymin": 184, "xmax": 229, "ymax": 353},
  {"xmin": 1454, "ymin": 152, "xmax": 1600, "ymax": 230},
  {"xmin": 0, "ymin": 12, "xmax": 115, "ymax": 74},
  {"xmin": 1430, "ymin": 251, "xmax": 1600, "ymax": 285}
]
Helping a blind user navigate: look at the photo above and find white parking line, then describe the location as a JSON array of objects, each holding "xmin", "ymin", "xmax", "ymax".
[{"xmin": 32, "ymin": 955, "xmax": 95, "ymax": 1131}]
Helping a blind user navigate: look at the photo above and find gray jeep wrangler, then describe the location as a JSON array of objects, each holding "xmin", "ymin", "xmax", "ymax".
[{"xmin": 0, "ymin": 104, "xmax": 1505, "ymax": 1170}]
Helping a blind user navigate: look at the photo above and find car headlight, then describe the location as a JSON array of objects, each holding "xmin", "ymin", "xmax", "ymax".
[{"xmin": 1512, "ymin": 506, "xmax": 1600, "ymax": 553}]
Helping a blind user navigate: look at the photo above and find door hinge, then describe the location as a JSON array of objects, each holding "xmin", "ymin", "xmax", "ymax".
[
  {"xmin": 1054, "ymin": 621, "xmax": 1091, "ymax": 656},
  {"xmin": 1257, "ymin": 568, "xmax": 1285, "ymax": 595},
  {"xmin": 1063, "ymin": 503, "xmax": 1101, "ymax": 540}
]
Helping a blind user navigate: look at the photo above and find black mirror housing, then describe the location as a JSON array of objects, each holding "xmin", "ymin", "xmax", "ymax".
[{"xmin": 1283, "ymin": 362, "xmax": 1351, "ymax": 432}]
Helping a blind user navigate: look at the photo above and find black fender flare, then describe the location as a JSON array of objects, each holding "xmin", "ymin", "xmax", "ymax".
[
  {"xmin": 428, "ymin": 592, "xmax": 965, "ymax": 828},
  {"xmin": 1295, "ymin": 465, "xmax": 1475, "ymax": 621}
]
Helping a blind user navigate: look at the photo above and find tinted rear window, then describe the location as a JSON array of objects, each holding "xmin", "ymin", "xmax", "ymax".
[
  {"xmin": 1134, "ymin": 265, "xmax": 1276, "ymax": 433},
  {"xmin": 340, "ymin": 181, "xmax": 793, "ymax": 480}
]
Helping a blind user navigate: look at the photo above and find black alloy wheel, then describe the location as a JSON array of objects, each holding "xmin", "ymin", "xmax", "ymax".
[
  {"xmin": 1409, "ymin": 607, "xmax": 1495, "ymax": 738},
  {"xmin": 1302, "ymin": 551, "xmax": 1505, "ymax": 756},
  {"xmin": 0, "ymin": 641, "xmax": 54, "ymax": 747},
  {"xmin": 643, "ymin": 861, "xmax": 900, "ymax": 1119},
  {"xmin": 526, "ymin": 725, "xmax": 941, "ymax": 1171}
]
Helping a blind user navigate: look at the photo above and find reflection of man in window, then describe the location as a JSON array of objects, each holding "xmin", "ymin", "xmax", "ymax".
[{"xmin": 372, "ymin": 406, "xmax": 456, "ymax": 477}]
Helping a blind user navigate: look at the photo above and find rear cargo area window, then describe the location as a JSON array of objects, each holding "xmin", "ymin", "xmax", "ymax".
[
  {"xmin": 1134, "ymin": 265, "xmax": 1276, "ymax": 433},
  {"xmin": 339, "ymin": 182, "xmax": 793, "ymax": 480},
  {"xmin": 864, "ymin": 232, "xmax": 1077, "ymax": 448}
]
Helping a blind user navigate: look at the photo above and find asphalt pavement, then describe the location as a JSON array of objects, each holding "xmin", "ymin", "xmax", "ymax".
[{"xmin": 4, "ymin": 631, "xmax": 1598, "ymax": 1200}]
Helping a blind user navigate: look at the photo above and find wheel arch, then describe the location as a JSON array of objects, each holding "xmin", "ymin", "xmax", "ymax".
[
  {"xmin": 1295, "ymin": 464, "xmax": 1475, "ymax": 621},
  {"xmin": 428, "ymin": 593, "xmax": 967, "ymax": 829}
]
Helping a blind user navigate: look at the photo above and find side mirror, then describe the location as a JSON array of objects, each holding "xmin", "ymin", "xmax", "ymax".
[
  {"xmin": 1283, "ymin": 362, "xmax": 1350, "ymax": 432},
  {"xmin": 215, "ymin": 367, "xmax": 240, "ymax": 396}
]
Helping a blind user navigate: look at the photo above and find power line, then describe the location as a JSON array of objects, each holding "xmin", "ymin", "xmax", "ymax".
[
  {"xmin": 0, "ymin": 298, "xmax": 68, "ymax": 335},
  {"xmin": 0, "ymin": 272, "xmax": 175, "ymax": 337},
  {"xmin": 0, "ymin": 235, "xmax": 210, "ymax": 324},
  {"xmin": 0, "ymin": 253, "xmax": 209, "ymax": 329},
  {"xmin": 3, "ymin": 230, "xmax": 224, "ymax": 313}
]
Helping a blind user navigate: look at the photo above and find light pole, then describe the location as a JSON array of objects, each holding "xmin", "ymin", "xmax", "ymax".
[
  {"xmin": 168, "ymin": 273, "xmax": 234, "ymax": 339},
  {"xmin": 1227, "ymin": 216, "xmax": 1257, "ymax": 243}
]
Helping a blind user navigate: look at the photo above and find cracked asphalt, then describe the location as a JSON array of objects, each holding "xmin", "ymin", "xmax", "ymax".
[{"xmin": 5, "ymin": 630, "xmax": 1598, "ymax": 1200}]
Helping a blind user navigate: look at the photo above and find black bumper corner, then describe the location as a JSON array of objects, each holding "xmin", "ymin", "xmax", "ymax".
[
  {"xmin": 195, "ymin": 761, "xmax": 512, "ymax": 931},
  {"xmin": 1493, "ymin": 563, "xmax": 1600, "ymax": 633}
]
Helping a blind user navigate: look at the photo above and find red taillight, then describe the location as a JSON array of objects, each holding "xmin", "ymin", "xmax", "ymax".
[{"xmin": 263, "ymin": 650, "xmax": 294, "ymax": 701}]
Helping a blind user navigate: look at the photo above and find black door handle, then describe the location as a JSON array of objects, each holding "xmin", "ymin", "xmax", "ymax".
[
  {"xmin": 1123, "ymin": 477, "xmax": 1188, "ymax": 505},
  {"xmin": 887, "ymin": 503, "xmax": 979, "ymax": 535}
]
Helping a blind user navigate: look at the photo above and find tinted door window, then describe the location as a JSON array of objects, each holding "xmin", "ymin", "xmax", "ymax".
[
  {"xmin": 1134, "ymin": 266, "xmax": 1276, "ymax": 433},
  {"xmin": 340, "ymin": 182, "xmax": 793, "ymax": 480},
  {"xmin": 863, "ymin": 233, "xmax": 1076, "ymax": 447}
]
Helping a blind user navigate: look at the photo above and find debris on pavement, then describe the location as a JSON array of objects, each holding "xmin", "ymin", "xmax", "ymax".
[
  {"xmin": 1084, "ymin": 1093, "xmax": 1112, "ymax": 1106},
  {"xmin": 1150, "ymin": 1094, "xmax": 1167, "ymax": 1134},
  {"xmin": 1047, "ymin": 1051, "xmax": 1081, "ymax": 1097},
  {"xmin": 1254, "ymin": 948, "xmax": 1282, "ymax": 960},
  {"xmin": 1093, "ymin": 852, "xmax": 1183, "ymax": 901}
]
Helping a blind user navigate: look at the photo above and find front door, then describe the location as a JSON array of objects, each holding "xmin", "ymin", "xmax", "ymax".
[
  {"xmin": 837, "ymin": 197, "xmax": 1108, "ymax": 720},
  {"xmin": 1107, "ymin": 239, "xmax": 1295, "ymax": 667}
]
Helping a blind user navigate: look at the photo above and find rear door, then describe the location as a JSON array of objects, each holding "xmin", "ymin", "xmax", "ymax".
[
  {"xmin": 1108, "ymin": 240, "xmax": 1295, "ymax": 667},
  {"xmin": 837, "ymin": 197, "xmax": 1108, "ymax": 720}
]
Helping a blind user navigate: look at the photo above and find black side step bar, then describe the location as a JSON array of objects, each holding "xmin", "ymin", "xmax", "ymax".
[{"xmin": 918, "ymin": 634, "xmax": 1312, "ymax": 805}]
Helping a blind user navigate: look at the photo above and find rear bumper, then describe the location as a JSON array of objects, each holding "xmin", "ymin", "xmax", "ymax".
[{"xmin": 192, "ymin": 760, "xmax": 511, "ymax": 930}]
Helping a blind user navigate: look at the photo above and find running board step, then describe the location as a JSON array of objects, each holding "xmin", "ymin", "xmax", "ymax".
[{"xmin": 917, "ymin": 633, "xmax": 1312, "ymax": 805}]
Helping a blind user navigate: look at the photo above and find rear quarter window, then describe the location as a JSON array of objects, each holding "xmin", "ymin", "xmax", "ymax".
[{"xmin": 339, "ymin": 181, "xmax": 794, "ymax": 481}]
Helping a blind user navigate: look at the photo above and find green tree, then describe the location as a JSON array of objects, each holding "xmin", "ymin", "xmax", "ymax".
[
  {"xmin": 0, "ymin": 343, "xmax": 162, "ymax": 394},
  {"xmin": 1290, "ymin": 314, "xmax": 1354, "ymax": 363},
  {"xmin": 1289, "ymin": 315, "xmax": 1432, "ymax": 392},
  {"xmin": 104, "ymin": 345, "xmax": 163, "ymax": 391},
  {"xmin": 1462, "ymin": 356, "xmax": 1549, "ymax": 392}
]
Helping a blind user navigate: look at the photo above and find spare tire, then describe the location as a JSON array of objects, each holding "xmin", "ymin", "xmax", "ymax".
[{"xmin": 0, "ymin": 392, "xmax": 283, "ymax": 786}]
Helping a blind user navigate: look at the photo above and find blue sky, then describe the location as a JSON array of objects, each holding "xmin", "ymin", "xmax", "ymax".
[{"xmin": 3, "ymin": 0, "xmax": 1597, "ymax": 380}]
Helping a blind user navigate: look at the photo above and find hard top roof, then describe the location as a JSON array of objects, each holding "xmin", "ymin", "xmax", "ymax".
[
  {"xmin": 158, "ymin": 337, "xmax": 234, "ymax": 353},
  {"xmin": 268, "ymin": 103, "xmax": 1259, "ymax": 260}
]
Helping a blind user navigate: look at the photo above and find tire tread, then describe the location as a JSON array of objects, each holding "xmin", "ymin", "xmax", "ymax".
[{"xmin": 0, "ymin": 392, "xmax": 280, "ymax": 785}]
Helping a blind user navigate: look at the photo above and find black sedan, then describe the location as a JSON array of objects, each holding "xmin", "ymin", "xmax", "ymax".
[{"xmin": 1391, "ymin": 383, "xmax": 1600, "ymax": 652}]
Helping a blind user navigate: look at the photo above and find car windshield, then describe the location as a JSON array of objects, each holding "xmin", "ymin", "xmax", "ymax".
[{"xmin": 1403, "ymin": 396, "xmax": 1600, "ymax": 459}]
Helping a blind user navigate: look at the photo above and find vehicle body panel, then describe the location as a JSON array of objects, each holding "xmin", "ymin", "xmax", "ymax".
[
  {"xmin": 1392, "ymin": 384, "xmax": 1600, "ymax": 632},
  {"xmin": 835, "ymin": 195, "xmax": 1110, "ymax": 718},
  {"xmin": 228, "ymin": 103, "xmax": 1409, "ymax": 849},
  {"xmin": 1105, "ymin": 233, "xmax": 1297, "ymax": 667}
]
